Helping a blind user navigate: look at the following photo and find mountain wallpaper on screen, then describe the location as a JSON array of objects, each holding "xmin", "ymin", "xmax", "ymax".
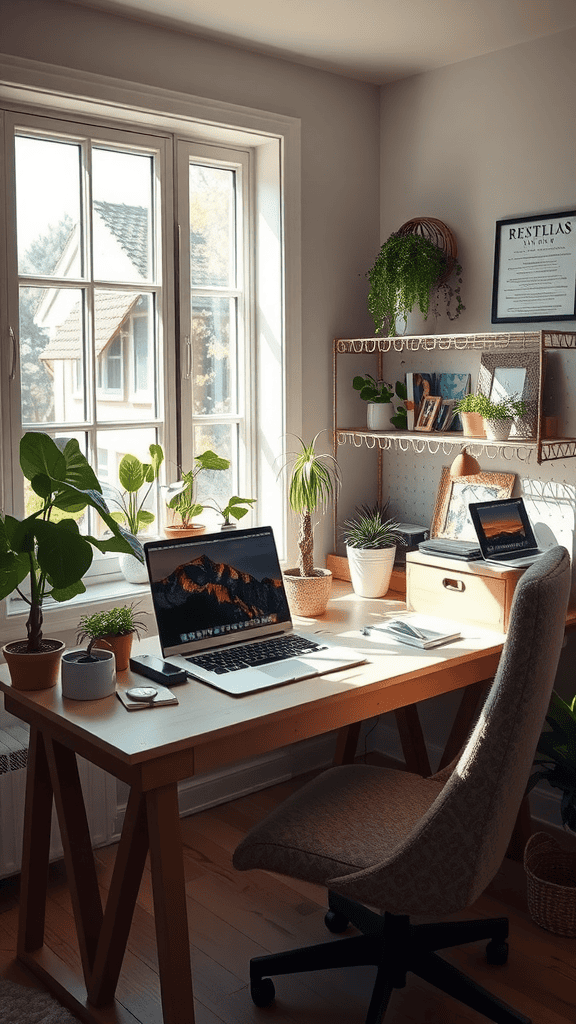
[{"xmin": 151, "ymin": 554, "xmax": 290, "ymax": 647}]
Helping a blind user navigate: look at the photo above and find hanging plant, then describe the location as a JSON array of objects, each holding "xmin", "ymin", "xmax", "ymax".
[{"xmin": 366, "ymin": 231, "xmax": 464, "ymax": 336}]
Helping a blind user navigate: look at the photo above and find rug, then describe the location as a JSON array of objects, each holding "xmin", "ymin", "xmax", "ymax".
[{"xmin": 0, "ymin": 977, "xmax": 80, "ymax": 1023}]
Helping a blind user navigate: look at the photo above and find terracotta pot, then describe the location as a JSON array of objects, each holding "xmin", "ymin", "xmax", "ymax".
[
  {"xmin": 2, "ymin": 638, "xmax": 65, "ymax": 690},
  {"xmin": 282, "ymin": 568, "xmax": 332, "ymax": 617},
  {"xmin": 460, "ymin": 411, "xmax": 486, "ymax": 438},
  {"xmin": 164, "ymin": 524, "xmax": 206, "ymax": 539},
  {"xmin": 93, "ymin": 632, "xmax": 134, "ymax": 671}
]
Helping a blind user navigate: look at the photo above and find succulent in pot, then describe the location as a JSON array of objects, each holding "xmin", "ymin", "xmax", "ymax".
[
  {"xmin": 342, "ymin": 502, "xmax": 404, "ymax": 599},
  {"xmin": 0, "ymin": 433, "xmax": 141, "ymax": 690},
  {"xmin": 280, "ymin": 433, "xmax": 341, "ymax": 617}
]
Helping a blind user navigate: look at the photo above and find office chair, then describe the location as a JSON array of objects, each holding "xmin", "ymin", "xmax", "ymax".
[{"xmin": 233, "ymin": 546, "xmax": 571, "ymax": 1024}]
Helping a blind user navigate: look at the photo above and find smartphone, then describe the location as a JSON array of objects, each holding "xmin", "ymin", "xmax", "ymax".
[{"xmin": 129, "ymin": 654, "xmax": 188, "ymax": 685}]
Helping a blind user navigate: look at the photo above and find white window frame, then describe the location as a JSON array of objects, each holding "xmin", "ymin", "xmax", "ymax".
[{"xmin": 0, "ymin": 56, "xmax": 301, "ymax": 645}]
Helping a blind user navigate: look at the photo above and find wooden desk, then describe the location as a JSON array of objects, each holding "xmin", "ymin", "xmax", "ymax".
[{"xmin": 0, "ymin": 581, "xmax": 511, "ymax": 1024}]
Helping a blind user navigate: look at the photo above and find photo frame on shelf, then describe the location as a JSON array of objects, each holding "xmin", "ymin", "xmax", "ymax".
[
  {"xmin": 431, "ymin": 467, "xmax": 516, "ymax": 541},
  {"xmin": 492, "ymin": 210, "xmax": 576, "ymax": 324},
  {"xmin": 415, "ymin": 395, "xmax": 441, "ymax": 431},
  {"xmin": 477, "ymin": 351, "xmax": 540, "ymax": 438},
  {"xmin": 434, "ymin": 400, "xmax": 456, "ymax": 432}
]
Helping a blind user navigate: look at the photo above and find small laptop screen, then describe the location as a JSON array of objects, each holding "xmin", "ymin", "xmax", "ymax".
[
  {"xmin": 468, "ymin": 498, "xmax": 538, "ymax": 558},
  {"xmin": 145, "ymin": 526, "xmax": 292, "ymax": 655}
]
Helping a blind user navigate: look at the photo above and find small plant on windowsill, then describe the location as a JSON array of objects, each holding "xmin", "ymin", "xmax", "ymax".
[{"xmin": 164, "ymin": 450, "xmax": 231, "ymax": 536}]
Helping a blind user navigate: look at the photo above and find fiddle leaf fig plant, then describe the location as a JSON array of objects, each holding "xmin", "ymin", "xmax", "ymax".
[{"xmin": 0, "ymin": 433, "xmax": 141, "ymax": 652}]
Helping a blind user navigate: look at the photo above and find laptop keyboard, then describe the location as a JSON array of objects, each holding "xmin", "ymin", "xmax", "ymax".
[{"xmin": 186, "ymin": 634, "xmax": 327, "ymax": 675}]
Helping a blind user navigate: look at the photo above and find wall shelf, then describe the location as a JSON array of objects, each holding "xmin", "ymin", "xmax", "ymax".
[{"xmin": 332, "ymin": 329, "xmax": 576, "ymax": 551}]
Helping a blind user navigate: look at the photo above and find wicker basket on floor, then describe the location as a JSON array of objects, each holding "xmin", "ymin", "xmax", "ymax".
[{"xmin": 524, "ymin": 832, "xmax": 576, "ymax": 936}]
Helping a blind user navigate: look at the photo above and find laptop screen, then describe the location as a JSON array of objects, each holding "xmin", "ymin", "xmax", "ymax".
[
  {"xmin": 144, "ymin": 526, "xmax": 292, "ymax": 656},
  {"xmin": 468, "ymin": 498, "xmax": 538, "ymax": 559}
]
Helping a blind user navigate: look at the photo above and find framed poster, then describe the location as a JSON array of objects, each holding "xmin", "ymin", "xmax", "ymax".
[
  {"xmin": 431, "ymin": 467, "xmax": 516, "ymax": 541},
  {"xmin": 492, "ymin": 210, "xmax": 576, "ymax": 323}
]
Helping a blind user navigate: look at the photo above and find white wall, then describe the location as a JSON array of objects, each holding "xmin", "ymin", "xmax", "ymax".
[{"xmin": 1, "ymin": 0, "xmax": 381, "ymax": 565}]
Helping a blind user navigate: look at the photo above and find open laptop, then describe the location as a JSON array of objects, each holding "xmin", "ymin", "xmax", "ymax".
[
  {"xmin": 144, "ymin": 526, "xmax": 365, "ymax": 696},
  {"xmin": 468, "ymin": 497, "xmax": 546, "ymax": 569}
]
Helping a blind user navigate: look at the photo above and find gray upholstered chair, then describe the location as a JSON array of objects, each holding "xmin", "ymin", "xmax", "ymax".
[{"xmin": 233, "ymin": 546, "xmax": 571, "ymax": 1024}]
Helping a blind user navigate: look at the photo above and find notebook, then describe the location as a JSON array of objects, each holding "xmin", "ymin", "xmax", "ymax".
[
  {"xmin": 144, "ymin": 526, "xmax": 365, "ymax": 696},
  {"xmin": 468, "ymin": 497, "xmax": 545, "ymax": 568}
]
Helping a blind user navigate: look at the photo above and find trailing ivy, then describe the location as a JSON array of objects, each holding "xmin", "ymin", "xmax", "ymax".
[{"xmin": 366, "ymin": 232, "xmax": 464, "ymax": 336}]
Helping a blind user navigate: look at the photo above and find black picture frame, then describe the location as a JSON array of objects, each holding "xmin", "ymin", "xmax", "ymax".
[{"xmin": 492, "ymin": 210, "xmax": 576, "ymax": 324}]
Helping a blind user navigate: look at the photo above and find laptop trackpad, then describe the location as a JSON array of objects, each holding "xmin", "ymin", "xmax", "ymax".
[{"xmin": 259, "ymin": 659, "xmax": 313, "ymax": 682}]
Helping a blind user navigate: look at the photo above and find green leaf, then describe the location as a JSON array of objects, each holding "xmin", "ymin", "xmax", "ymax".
[
  {"xmin": 136, "ymin": 509, "xmax": 155, "ymax": 528},
  {"xmin": 0, "ymin": 550, "xmax": 29, "ymax": 601},
  {"xmin": 118, "ymin": 454, "xmax": 146, "ymax": 493},
  {"xmin": 20, "ymin": 432, "xmax": 66, "ymax": 484},
  {"xmin": 195, "ymin": 449, "xmax": 230, "ymax": 472},
  {"xmin": 34, "ymin": 518, "xmax": 93, "ymax": 590},
  {"xmin": 143, "ymin": 443, "xmax": 164, "ymax": 483},
  {"xmin": 50, "ymin": 579, "xmax": 86, "ymax": 603}
]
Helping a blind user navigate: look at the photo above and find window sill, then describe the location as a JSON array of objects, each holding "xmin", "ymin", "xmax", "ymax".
[{"xmin": 1, "ymin": 579, "xmax": 154, "ymax": 649}]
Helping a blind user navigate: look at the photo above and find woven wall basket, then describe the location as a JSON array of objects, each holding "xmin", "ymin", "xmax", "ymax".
[
  {"xmin": 396, "ymin": 217, "xmax": 458, "ymax": 283},
  {"xmin": 524, "ymin": 831, "xmax": 576, "ymax": 936}
]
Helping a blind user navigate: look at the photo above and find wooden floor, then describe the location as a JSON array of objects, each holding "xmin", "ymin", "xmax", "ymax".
[{"xmin": 0, "ymin": 769, "xmax": 575, "ymax": 1024}]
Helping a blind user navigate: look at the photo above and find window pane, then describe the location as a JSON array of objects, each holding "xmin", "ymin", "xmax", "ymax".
[
  {"xmin": 95, "ymin": 291, "xmax": 155, "ymax": 420},
  {"xmin": 192, "ymin": 297, "xmax": 236, "ymax": 415},
  {"xmin": 190, "ymin": 164, "xmax": 235, "ymax": 288},
  {"xmin": 92, "ymin": 148, "xmax": 153, "ymax": 283},
  {"xmin": 20, "ymin": 285, "xmax": 85, "ymax": 424},
  {"xmin": 15, "ymin": 136, "xmax": 81, "ymax": 279},
  {"xmin": 192, "ymin": 423, "xmax": 235, "ymax": 508}
]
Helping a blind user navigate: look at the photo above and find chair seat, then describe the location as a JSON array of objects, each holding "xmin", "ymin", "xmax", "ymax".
[{"xmin": 233, "ymin": 763, "xmax": 444, "ymax": 887}]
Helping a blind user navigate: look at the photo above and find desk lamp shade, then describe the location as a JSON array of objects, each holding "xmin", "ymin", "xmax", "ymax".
[{"xmin": 450, "ymin": 448, "xmax": 481, "ymax": 478}]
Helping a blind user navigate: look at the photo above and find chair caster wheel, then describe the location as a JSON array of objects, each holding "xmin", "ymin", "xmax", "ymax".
[
  {"xmin": 486, "ymin": 940, "xmax": 509, "ymax": 965},
  {"xmin": 250, "ymin": 977, "xmax": 275, "ymax": 1007},
  {"xmin": 325, "ymin": 909, "xmax": 349, "ymax": 933}
]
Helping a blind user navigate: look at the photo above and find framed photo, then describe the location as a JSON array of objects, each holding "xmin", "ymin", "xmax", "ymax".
[
  {"xmin": 415, "ymin": 395, "xmax": 441, "ymax": 432},
  {"xmin": 477, "ymin": 351, "xmax": 540, "ymax": 438},
  {"xmin": 431, "ymin": 467, "xmax": 516, "ymax": 541},
  {"xmin": 492, "ymin": 210, "xmax": 576, "ymax": 323},
  {"xmin": 434, "ymin": 399, "xmax": 456, "ymax": 432}
]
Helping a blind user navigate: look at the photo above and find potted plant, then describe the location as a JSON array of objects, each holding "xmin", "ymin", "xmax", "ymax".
[
  {"xmin": 454, "ymin": 392, "xmax": 527, "ymax": 441},
  {"xmin": 342, "ymin": 501, "xmax": 404, "ymax": 598},
  {"xmin": 164, "ymin": 449, "xmax": 230, "ymax": 538},
  {"xmin": 352, "ymin": 375, "xmax": 408, "ymax": 430},
  {"xmin": 75, "ymin": 603, "xmax": 148, "ymax": 671},
  {"xmin": 107, "ymin": 443, "xmax": 164, "ymax": 582},
  {"xmin": 205, "ymin": 495, "xmax": 257, "ymax": 531},
  {"xmin": 0, "ymin": 433, "xmax": 141, "ymax": 691},
  {"xmin": 367, "ymin": 231, "xmax": 464, "ymax": 337},
  {"xmin": 281, "ymin": 433, "xmax": 340, "ymax": 617},
  {"xmin": 524, "ymin": 690, "xmax": 576, "ymax": 935}
]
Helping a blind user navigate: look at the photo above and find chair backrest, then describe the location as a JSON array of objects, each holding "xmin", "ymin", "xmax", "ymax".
[{"xmin": 330, "ymin": 546, "xmax": 571, "ymax": 917}]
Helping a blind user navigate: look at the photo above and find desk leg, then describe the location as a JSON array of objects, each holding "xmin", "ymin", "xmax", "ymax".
[
  {"xmin": 394, "ymin": 705, "xmax": 432, "ymax": 777},
  {"xmin": 44, "ymin": 738, "xmax": 104, "ymax": 980},
  {"xmin": 18, "ymin": 726, "xmax": 53, "ymax": 955},
  {"xmin": 334, "ymin": 723, "xmax": 361, "ymax": 765},
  {"xmin": 146, "ymin": 784, "xmax": 195, "ymax": 1024}
]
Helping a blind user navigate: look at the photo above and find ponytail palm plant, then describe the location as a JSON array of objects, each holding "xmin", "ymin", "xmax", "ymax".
[{"xmin": 284, "ymin": 434, "xmax": 340, "ymax": 577}]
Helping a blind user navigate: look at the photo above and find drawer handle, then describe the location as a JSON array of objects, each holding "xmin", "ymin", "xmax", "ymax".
[{"xmin": 443, "ymin": 577, "xmax": 465, "ymax": 592}]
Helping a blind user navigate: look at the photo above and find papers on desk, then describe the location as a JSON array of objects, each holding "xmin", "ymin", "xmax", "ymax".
[{"xmin": 364, "ymin": 614, "xmax": 462, "ymax": 649}]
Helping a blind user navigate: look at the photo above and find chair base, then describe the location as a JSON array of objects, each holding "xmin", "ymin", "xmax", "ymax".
[{"xmin": 249, "ymin": 892, "xmax": 530, "ymax": 1024}]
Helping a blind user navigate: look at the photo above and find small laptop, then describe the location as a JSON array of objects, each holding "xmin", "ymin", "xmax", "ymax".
[
  {"xmin": 144, "ymin": 526, "xmax": 365, "ymax": 696},
  {"xmin": 468, "ymin": 497, "xmax": 545, "ymax": 569}
]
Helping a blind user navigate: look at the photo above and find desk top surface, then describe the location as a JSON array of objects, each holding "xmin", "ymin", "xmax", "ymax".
[{"xmin": 0, "ymin": 582, "xmax": 508, "ymax": 768}]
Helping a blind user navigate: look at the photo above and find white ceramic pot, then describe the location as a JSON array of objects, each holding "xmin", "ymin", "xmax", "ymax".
[
  {"xmin": 346, "ymin": 545, "xmax": 396, "ymax": 598},
  {"xmin": 484, "ymin": 418, "xmax": 512, "ymax": 441},
  {"xmin": 61, "ymin": 649, "xmax": 116, "ymax": 700},
  {"xmin": 119, "ymin": 534, "xmax": 150, "ymax": 584},
  {"xmin": 367, "ymin": 403, "xmax": 395, "ymax": 431}
]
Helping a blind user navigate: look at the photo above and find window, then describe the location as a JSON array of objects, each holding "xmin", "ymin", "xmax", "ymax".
[{"xmin": 0, "ymin": 79, "xmax": 294, "ymax": 641}]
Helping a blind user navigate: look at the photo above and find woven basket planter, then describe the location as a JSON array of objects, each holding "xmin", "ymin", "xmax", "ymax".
[{"xmin": 524, "ymin": 832, "xmax": 576, "ymax": 936}]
